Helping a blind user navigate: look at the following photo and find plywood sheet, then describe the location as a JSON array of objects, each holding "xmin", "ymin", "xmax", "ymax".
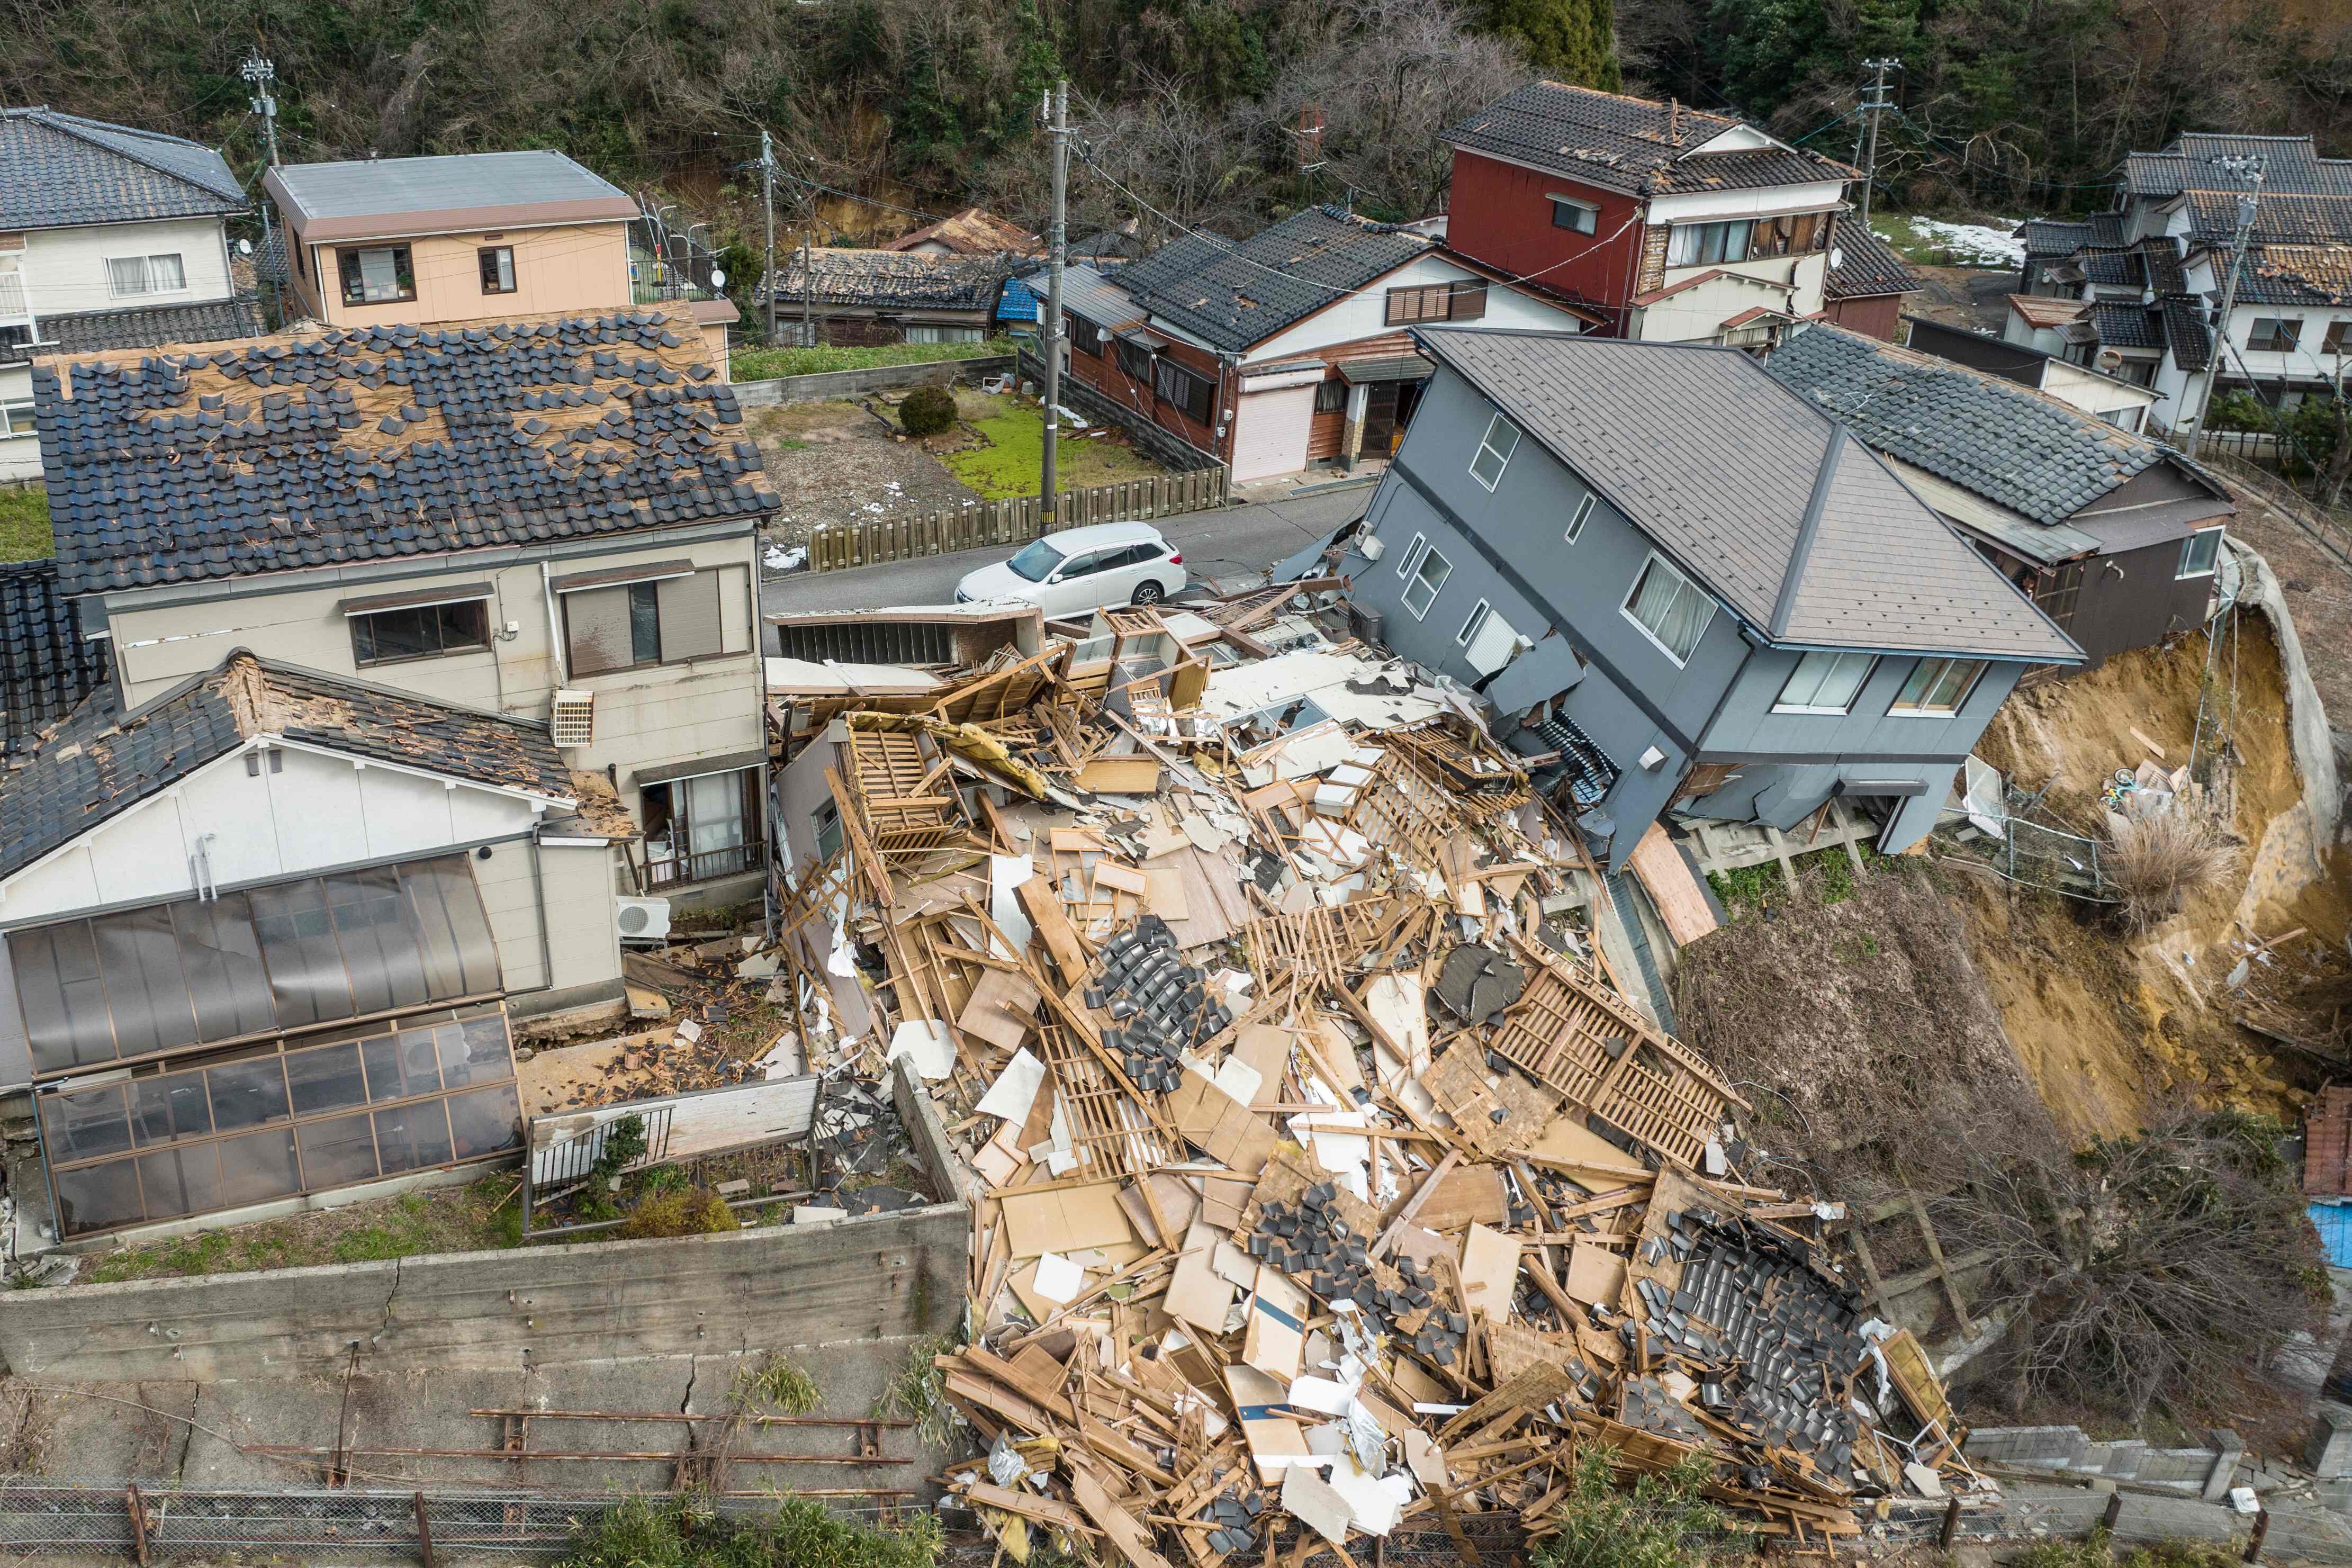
[
  {"xmin": 1001, "ymin": 1182, "xmax": 1136, "ymax": 1258},
  {"xmin": 1628, "ymin": 822, "xmax": 1719, "ymax": 945},
  {"xmin": 1458, "ymin": 1222, "xmax": 1520, "ymax": 1318}
]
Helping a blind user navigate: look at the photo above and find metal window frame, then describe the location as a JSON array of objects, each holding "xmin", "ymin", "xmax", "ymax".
[
  {"xmin": 1889, "ymin": 656, "xmax": 1987, "ymax": 716},
  {"xmin": 1470, "ymin": 413, "xmax": 1519, "ymax": 492},
  {"xmin": 1456, "ymin": 598, "xmax": 1491, "ymax": 647},
  {"xmin": 1770, "ymin": 650, "xmax": 1877, "ymax": 715},
  {"xmin": 1401, "ymin": 546, "xmax": 1453, "ymax": 620},
  {"xmin": 1548, "ymin": 195, "xmax": 1599, "ymax": 235},
  {"xmin": 1618, "ymin": 551, "xmax": 1715, "ymax": 669},
  {"xmin": 2176, "ymin": 526, "xmax": 2225, "ymax": 580},
  {"xmin": 1564, "ymin": 493, "xmax": 1596, "ymax": 543},
  {"xmin": 1395, "ymin": 532, "xmax": 1428, "ymax": 581}
]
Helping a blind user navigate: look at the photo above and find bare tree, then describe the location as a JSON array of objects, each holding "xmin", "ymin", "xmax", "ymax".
[{"xmin": 1928, "ymin": 1113, "xmax": 2326, "ymax": 1425}]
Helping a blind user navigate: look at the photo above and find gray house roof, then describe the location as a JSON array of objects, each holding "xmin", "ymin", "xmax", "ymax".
[
  {"xmin": 41, "ymin": 297, "xmax": 266, "ymax": 356},
  {"xmin": 1824, "ymin": 226, "xmax": 1920, "ymax": 300},
  {"xmin": 1116, "ymin": 207, "xmax": 1429, "ymax": 352},
  {"xmin": 1763, "ymin": 321, "xmax": 2219, "ymax": 529},
  {"xmin": 35, "ymin": 308, "xmax": 772, "ymax": 594},
  {"xmin": 0, "ymin": 650, "xmax": 575, "ymax": 882},
  {"xmin": 267, "ymin": 150, "xmax": 633, "ymax": 224},
  {"xmin": 0, "ymin": 108, "xmax": 246, "ymax": 230},
  {"xmin": 1444, "ymin": 82, "xmax": 1855, "ymax": 197},
  {"xmin": 1414, "ymin": 327, "xmax": 2078, "ymax": 663}
]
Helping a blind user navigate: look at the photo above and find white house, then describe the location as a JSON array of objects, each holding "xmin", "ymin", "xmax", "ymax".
[
  {"xmin": 1, "ymin": 107, "xmax": 263, "ymax": 482},
  {"xmin": 0, "ymin": 650, "xmax": 624, "ymax": 1238}
]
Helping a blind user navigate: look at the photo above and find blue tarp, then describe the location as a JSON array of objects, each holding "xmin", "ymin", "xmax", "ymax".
[
  {"xmin": 997, "ymin": 275, "xmax": 1043, "ymax": 323},
  {"xmin": 2310, "ymin": 1202, "xmax": 2352, "ymax": 1267}
]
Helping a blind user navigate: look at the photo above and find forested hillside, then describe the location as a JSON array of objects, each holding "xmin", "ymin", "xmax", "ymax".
[{"xmin": 2, "ymin": 0, "xmax": 2346, "ymax": 251}]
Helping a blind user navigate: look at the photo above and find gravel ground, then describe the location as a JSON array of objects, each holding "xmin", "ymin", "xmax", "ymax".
[{"xmin": 747, "ymin": 400, "xmax": 985, "ymax": 556}]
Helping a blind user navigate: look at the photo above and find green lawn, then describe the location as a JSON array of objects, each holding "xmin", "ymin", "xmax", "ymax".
[
  {"xmin": 732, "ymin": 336, "xmax": 1013, "ymax": 383},
  {"xmin": 943, "ymin": 394, "xmax": 1169, "ymax": 500},
  {"xmin": 0, "ymin": 489, "xmax": 52, "ymax": 562}
]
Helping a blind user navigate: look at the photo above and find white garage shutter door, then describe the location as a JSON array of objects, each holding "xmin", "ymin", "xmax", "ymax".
[{"xmin": 1231, "ymin": 386, "xmax": 1316, "ymax": 482}]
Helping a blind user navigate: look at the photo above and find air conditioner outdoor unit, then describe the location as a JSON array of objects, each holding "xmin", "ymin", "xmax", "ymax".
[
  {"xmin": 615, "ymin": 896, "xmax": 672, "ymax": 944},
  {"xmin": 551, "ymin": 688, "xmax": 594, "ymax": 747},
  {"xmin": 1359, "ymin": 533, "xmax": 1386, "ymax": 562}
]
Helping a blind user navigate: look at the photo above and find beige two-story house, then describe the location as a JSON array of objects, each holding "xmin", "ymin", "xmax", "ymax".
[
  {"xmin": 262, "ymin": 150, "xmax": 737, "ymax": 374},
  {"xmin": 33, "ymin": 308, "xmax": 777, "ymax": 968}
]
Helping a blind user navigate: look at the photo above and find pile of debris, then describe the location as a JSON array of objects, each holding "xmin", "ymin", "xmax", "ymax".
[{"xmin": 761, "ymin": 592, "xmax": 1979, "ymax": 1565}]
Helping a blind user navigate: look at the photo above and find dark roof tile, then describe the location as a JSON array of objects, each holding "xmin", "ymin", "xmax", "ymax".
[
  {"xmin": 1824, "ymin": 226, "xmax": 1920, "ymax": 300},
  {"xmin": 1444, "ymin": 81, "xmax": 1855, "ymax": 197},
  {"xmin": 1117, "ymin": 206, "xmax": 1427, "ymax": 353},
  {"xmin": 41, "ymin": 297, "xmax": 266, "ymax": 356},
  {"xmin": 0, "ymin": 107, "xmax": 246, "ymax": 229},
  {"xmin": 758, "ymin": 248, "xmax": 1019, "ymax": 311},
  {"xmin": 34, "ymin": 308, "xmax": 773, "ymax": 593},
  {"xmin": 0, "ymin": 560, "xmax": 104, "ymax": 756}
]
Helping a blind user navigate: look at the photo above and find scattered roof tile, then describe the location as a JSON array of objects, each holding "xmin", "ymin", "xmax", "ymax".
[
  {"xmin": 34, "ymin": 308, "xmax": 774, "ymax": 594},
  {"xmin": 759, "ymin": 248, "xmax": 1020, "ymax": 312},
  {"xmin": 2234, "ymin": 244, "xmax": 2352, "ymax": 307},
  {"xmin": 0, "ymin": 560, "xmax": 104, "ymax": 757}
]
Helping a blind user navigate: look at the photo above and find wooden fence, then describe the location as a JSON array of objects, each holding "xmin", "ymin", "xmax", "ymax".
[{"xmin": 804, "ymin": 467, "xmax": 1231, "ymax": 572}]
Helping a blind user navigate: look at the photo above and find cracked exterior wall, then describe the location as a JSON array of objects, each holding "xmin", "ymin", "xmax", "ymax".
[{"xmin": 0, "ymin": 1202, "xmax": 967, "ymax": 1383}]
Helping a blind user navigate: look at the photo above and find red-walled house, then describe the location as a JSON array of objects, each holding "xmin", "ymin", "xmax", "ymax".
[
  {"xmin": 1051, "ymin": 206, "xmax": 1597, "ymax": 483},
  {"xmin": 1442, "ymin": 82, "xmax": 1861, "ymax": 345}
]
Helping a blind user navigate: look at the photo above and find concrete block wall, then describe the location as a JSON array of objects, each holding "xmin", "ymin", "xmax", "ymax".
[
  {"xmin": 0, "ymin": 1201, "xmax": 966, "ymax": 1382},
  {"xmin": 1966, "ymin": 1424, "xmax": 2243, "ymax": 1502},
  {"xmin": 734, "ymin": 356, "xmax": 1015, "ymax": 409}
]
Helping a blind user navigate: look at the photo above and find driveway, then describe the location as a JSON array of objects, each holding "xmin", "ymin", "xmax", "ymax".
[{"xmin": 760, "ymin": 480, "xmax": 1372, "ymax": 616}]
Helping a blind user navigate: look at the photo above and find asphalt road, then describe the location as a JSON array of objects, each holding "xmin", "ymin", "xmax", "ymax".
[{"xmin": 758, "ymin": 481, "xmax": 1372, "ymax": 616}]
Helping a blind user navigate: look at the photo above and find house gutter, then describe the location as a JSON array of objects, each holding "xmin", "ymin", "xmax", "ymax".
[{"xmin": 541, "ymin": 560, "xmax": 567, "ymax": 686}]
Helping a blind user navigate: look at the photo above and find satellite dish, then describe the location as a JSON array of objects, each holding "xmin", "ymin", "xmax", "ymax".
[
  {"xmin": 709, "ymin": 267, "xmax": 727, "ymax": 287},
  {"xmin": 238, "ymin": 238, "xmax": 254, "ymax": 256},
  {"xmin": 1828, "ymin": 246, "xmax": 1845, "ymax": 270}
]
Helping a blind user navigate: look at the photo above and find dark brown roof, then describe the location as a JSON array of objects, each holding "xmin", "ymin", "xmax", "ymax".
[
  {"xmin": 0, "ymin": 650, "xmax": 575, "ymax": 880},
  {"xmin": 1445, "ymin": 82, "xmax": 1858, "ymax": 197},
  {"xmin": 34, "ymin": 309, "xmax": 771, "ymax": 594},
  {"xmin": 879, "ymin": 207, "xmax": 1042, "ymax": 257}
]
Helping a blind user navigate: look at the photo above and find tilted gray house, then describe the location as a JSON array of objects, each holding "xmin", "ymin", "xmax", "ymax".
[{"xmin": 1318, "ymin": 328, "xmax": 2081, "ymax": 870}]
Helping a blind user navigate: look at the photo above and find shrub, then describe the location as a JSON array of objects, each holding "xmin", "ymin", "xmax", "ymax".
[
  {"xmin": 619, "ymin": 1186, "xmax": 739, "ymax": 1238},
  {"xmin": 561, "ymin": 1496, "xmax": 940, "ymax": 1568},
  {"xmin": 1528, "ymin": 1448, "xmax": 1720, "ymax": 1568},
  {"xmin": 898, "ymin": 385, "xmax": 959, "ymax": 436},
  {"xmin": 734, "ymin": 1352, "xmax": 822, "ymax": 1415},
  {"xmin": 2103, "ymin": 808, "xmax": 2238, "ymax": 932}
]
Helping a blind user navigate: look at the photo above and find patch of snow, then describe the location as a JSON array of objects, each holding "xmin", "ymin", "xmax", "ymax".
[
  {"xmin": 765, "ymin": 544, "xmax": 808, "ymax": 573},
  {"xmin": 1891, "ymin": 216, "xmax": 2031, "ymax": 268}
]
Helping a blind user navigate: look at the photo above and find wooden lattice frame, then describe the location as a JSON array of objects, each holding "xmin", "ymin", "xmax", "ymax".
[
  {"xmin": 1342, "ymin": 750, "xmax": 1457, "ymax": 863},
  {"xmin": 1240, "ymin": 895, "xmax": 1419, "ymax": 984},
  {"xmin": 844, "ymin": 726, "xmax": 974, "ymax": 863},
  {"xmin": 1035, "ymin": 1019, "xmax": 1179, "ymax": 1178},
  {"xmin": 1489, "ymin": 944, "xmax": 1743, "ymax": 1169}
]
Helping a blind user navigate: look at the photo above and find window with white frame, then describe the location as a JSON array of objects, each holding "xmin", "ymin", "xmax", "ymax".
[
  {"xmin": 1470, "ymin": 413, "xmax": 1518, "ymax": 491},
  {"xmin": 2177, "ymin": 527, "xmax": 2223, "ymax": 579},
  {"xmin": 1666, "ymin": 221, "xmax": 1751, "ymax": 267},
  {"xmin": 1549, "ymin": 196, "xmax": 1599, "ymax": 235},
  {"xmin": 106, "ymin": 254, "xmax": 186, "ymax": 298},
  {"xmin": 1395, "ymin": 531, "xmax": 1428, "ymax": 580},
  {"xmin": 1457, "ymin": 599, "xmax": 1491, "ymax": 647},
  {"xmin": 0, "ymin": 397, "xmax": 33, "ymax": 437},
  {"xmin": 1563, "ymin": 492, "xmax": 1596, "ymax": 543},
  {"xmin": 1621, "ymin": 554, "xmax": 1713, "ymax": 665},
  {"xmin": 1402, "ymin": 545, "xmax": 1453, "ymax": 619},
  {"xmin": 1772, "ymin": 651, "xmax": 1875, "ymax": 714},
  {"xmin": 1890, "ymin": 657, "xmax": 1986, "ymax": 715}
]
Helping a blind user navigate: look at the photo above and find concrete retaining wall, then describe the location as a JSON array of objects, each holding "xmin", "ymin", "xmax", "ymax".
[
  {"xmin": 735, "ymin": 355, "xmax": 1014, "ymax": 409},
  {"xmin": 1966, "ymin": 1423, "xmax": 2243, "ymax": 1501},
  {"xmin": 0, "ymin": 1201, "xmax": 966, "ymax": 1382}
]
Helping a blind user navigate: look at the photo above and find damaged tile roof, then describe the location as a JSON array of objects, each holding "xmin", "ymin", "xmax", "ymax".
[
  {"xmin": 1416, "ymin": 326, "xmax": 2077, "ymax": 662},
  {"xmin": 2235, "ymin": 244, "xmax": 2352, "ymax": 307},
  {"xmin": 1444, "ymin": 81, "xmax": 1857, "ymax": 196},
  {"xmin": 0, "ymin": 561, "xmax": 105, "ymax": 758},
  {"xmin": 1115, "ymin": 206, "xmax": 1429, "ymax": 353},
  {"xmin": 2183, "ymin": 190, "xmax": 2352, "ymax": 245},
  {"xmin": 2007, "ymin": 293, "xmax": 2086, "ymax": 329},
  {"xmin": 1764, "ymin": 321, "xmax": 2189, "ymax": 528},
  {"xmin": 33, "ymin": 308, "xmax": 773, "ymax": 594},
  {"xmin": 0, "ymin": 107, "xmax": 247, "ymax": 229},
  {"xmin": 39, "ymin": 297, "xmax": 267, "ymax": 357},
  {"xmin": 759, "ymin": 247, "xmax": 1021, "ymax": 312},
  {"xmin": 1823, "ymin": 224, "xmax": 1920, "ymax": 300},
  {"xmin": 0, "ymin": 649, "xmax": 575, "ymax": 881},
  {"xmin": 2083, "ymin": 300, "xmax": 2167, "ymax": 350},
  {"xmin": 2018, "ymin": 214, "xmax": 2124, "ymax": 257},
  {"xmin": 878, "ymin": 206, "xmax": 1042, "ymax": 256}
]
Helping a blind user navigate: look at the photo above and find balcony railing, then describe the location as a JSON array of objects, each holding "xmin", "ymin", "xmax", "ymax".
[{"xmin": 645, "ymin": 842, "xmax": 757, "ymax": 888}]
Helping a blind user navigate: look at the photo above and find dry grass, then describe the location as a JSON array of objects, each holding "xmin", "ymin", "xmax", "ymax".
[{"xmin": 2105, "ymin": 809, "xmax": 2241, "ymax": 933}]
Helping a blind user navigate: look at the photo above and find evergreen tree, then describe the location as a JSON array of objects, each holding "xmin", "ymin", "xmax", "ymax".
[{"xmin": 1484, "ymin": 0, "xmax": 1621, "ymax": 89}]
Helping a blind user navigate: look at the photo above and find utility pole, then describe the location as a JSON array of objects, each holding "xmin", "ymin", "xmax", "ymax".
[
  {"xmin": 800, "ymin": 233, "xmax": 814, "ymax": 348},
  {"xmin": 1038, "ymin": 80, "xmax": 1068, "ymax": 539},
  {"xmin": 2178, "ymin": 154, "xmax": 2265, "ymax": 448},
  {"xmin": 1856, "ymin": 59, "xmax": 1899, "ymax": 227},
  {"xmin": 241, "ymin": 52, "xmax": 284, "ymax": 328},
  {"xmin": 759, "ymin": 127, "xmax": 778, "ymax": 347}
]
